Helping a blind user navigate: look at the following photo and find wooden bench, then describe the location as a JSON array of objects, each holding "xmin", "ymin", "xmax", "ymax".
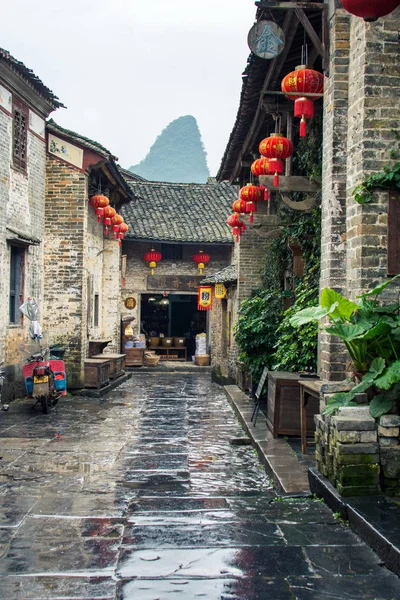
[{"xmin": 91, "ymin": 353, "xmax": 126, "ymax": 379}]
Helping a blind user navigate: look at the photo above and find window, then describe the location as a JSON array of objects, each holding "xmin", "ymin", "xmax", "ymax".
[
  {"xmin": 12, "ymin": 99, "xmax": 28, "ymax": 171},
  {"xmin": 388, "ymin": 191, "xmax": 400, "ymax": 276},
  {"xmin": 94, "ymin": 294, "xmax": 99, "ymax": 327},
  {"xmin": 161, "ymin": 244, "xmax": 182, "ymax": 260},
  {"xmin": 9, "ymin": 246, "xmax": 25, "ymax": 323}
]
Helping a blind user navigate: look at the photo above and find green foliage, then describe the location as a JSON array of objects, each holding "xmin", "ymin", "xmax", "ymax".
[
  {"xmin": 352, "ymin": 161, "xmax": 400, "ymax": 204},
  {"xmin": 234, "ymin": 291, "xmax": 282, "ymax": 381},
  {"xmin": 291, "ymin": 276, "xmax": 400, "ymax": 418},
  {"xmin": 271, "ymin": 274, "xmax": 319, "ymax": 372},
  {"xmin": 129, "ymin": 115, "xmax": 210, "ymax": 183}
]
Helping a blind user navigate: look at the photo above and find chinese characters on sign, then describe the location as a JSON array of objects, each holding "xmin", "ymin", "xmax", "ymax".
[
  {"xmin": 247, "ymin": 21, "xmax": 285, "ymax": 59},
  {"xmin": 197, "ymin": 286, "xmax": 213, "ymax": 311},
  {"xmin": 124, "ymin": 297, "xmax": 137, "ymax": 310},
  {"xmin": 147, "ymin": 275, "xmax": 204, "ymax": 291},
  {"xmin": 214, "ymin": 283, "xmax": 227, "ymax": 299}
]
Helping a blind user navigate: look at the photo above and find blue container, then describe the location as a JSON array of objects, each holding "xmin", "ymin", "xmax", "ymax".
[
  {"xmin": 54, "ymin": 372, "xmax": 67, "ymax": 392},
  {"xmin": 25, "ymin": 376, "xmax": 33, "ymax": 395}
]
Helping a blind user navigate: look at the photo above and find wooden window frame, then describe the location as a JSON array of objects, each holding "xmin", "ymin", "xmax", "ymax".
[
  {"xmin": 388, "ymin": 190, "xmax": 400, "ymax": 276},
  {"xmin": 161, "ymin": 244, "xmax": 183, "ymax": 261},
  {"xmin": 12, "ymin": 97, "xmax": 29, "ymax": 173},
  {"xmin": 94, "ymin": 293, "xmax": 100, "ymax": 327}
]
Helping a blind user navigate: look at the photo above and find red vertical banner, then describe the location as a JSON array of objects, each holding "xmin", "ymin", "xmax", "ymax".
[{"xmin": 197, "ymin": 286, "xmax": 213, "ymax": 311}]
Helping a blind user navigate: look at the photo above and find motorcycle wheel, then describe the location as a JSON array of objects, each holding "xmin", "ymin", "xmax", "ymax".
[{"xmin": 40, "ymin": 396, "xmax": 49, "ymax": 414}]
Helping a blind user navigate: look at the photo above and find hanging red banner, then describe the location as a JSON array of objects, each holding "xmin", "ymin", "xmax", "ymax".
[{"xmin": 197, "ymin": 286, "xmax": 213, "ymax": 311}]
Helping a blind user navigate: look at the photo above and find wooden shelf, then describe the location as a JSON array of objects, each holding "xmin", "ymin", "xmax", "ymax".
[{"xmin": 153, "ymin": 347, "xmax": 187, "ymax": 361}]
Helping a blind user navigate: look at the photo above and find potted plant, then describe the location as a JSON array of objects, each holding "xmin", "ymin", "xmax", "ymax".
[{"xmin": 290, "ymin": 275, "xmax": 400, "ymax": 417}]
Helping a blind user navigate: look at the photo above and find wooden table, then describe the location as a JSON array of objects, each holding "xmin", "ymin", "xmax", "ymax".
[{"xmin": 299, "ymin": 379, "xmax": 323, "ymax": 453}]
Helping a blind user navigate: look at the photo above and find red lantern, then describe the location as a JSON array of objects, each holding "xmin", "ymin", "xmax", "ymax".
[
  {"xmin": 251, "ymin": 157, "xmax": 270, "ymax": 177},
  {"xmin": 192, "ymin": 250, "xmax": 211, "ymax": 275},
  {"xmin": 239, "ymin": 184, "xmax": 263, "ymax": 203},
  {"xmin": 232, "ymin": 199, "xmax": 246, "ymax": 214},
  {"xmin": 103, "ymin": 206, "xmax": 116, "ymax": 235},
  {"xmin": 281, "ymin": 66, "xmax": 324, "ymax": 137},
  {"xmin": 232, "ymin": 225, "xmax": 245, "ymax": 243},
  {"xmin": 89, "ymin": 195, "xmax": 109, "ymax": 222},
  {"xmin": 259, "ymin": 184, "xmax": 269, "ymax": 201},
  {"xmin": 227, "ymin": 213, "xmax": 242, "ymax": 227},
  {"xmin": 259, "ymin": 133, "xmax": 294, "ymax": 187},
  {"xmin": 340, "ymin": 0, "xmax": 400, "ymax": 20},
  {"xmin": 111, "ymin": 214, "xmax": 124, "ymax": 239},
  {"xmin": 118, "ymin": 223, "xmax": 129, "ymax": 245},
  {"xmin": 144, "ymin": 249, "xmax": 162, "ymax": 275}
]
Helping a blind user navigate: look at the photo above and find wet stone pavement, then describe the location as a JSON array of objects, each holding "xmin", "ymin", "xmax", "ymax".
[{"xmin": 1, "ymin": 373, "xmax": 400, "ymax": 599}]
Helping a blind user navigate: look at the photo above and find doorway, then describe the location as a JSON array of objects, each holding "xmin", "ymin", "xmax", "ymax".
[{"xmin": 140, "ymin": 294, "xmax": 207, "ymax": 359}]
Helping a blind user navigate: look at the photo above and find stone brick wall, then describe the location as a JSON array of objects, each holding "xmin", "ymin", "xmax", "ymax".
[
  {"xmin": 44, "ymin": 155, "xmax": 122, "ymax": 387},
  {"xmin": 320, "ymin": 7, "xmax": 400, "ymax": 380},
  {"xmin": 0, "ymin": 109, "xmax": 47, "ymax": 367}
]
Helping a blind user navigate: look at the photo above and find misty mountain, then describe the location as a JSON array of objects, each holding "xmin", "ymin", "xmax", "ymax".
[{"xmin": 128, "ymin": 115, "xmax": 210, "ymax": 183}]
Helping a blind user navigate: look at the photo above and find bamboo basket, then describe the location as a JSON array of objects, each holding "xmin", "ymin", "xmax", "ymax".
[{"xmin": 145, "ymin": 353, "xmax": 160, "ymax": 366}]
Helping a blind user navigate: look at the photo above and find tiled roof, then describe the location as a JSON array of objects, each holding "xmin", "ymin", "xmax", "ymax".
[
  {"xmin": 121, "ymin": 180, "xmax": 237, "ymax": 244},
  {"xmin": 119, "ymin": 167, "xmax": 147, "ymax": 182},
  {"xmin": 46, "ymin": 120, "xmax": 134, "ymax": 201},
  {"xmin": 201, "ymin": 264, "xmax": 237, "ymax": 284},
  {"xmin": 0, "ymin": 48, "xmax": 65, "ymax": 109}
]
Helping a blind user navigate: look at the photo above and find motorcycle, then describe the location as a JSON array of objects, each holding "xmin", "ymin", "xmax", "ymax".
[
  {"xmin": 0, "ymin": 363, "xmax": 10, "ymax": 412},
  {"xmin": 22, "ymin": 346, "xmax": 67, "ymax": 414}
]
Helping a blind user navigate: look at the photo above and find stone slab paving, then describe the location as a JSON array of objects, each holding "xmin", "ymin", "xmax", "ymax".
[{"xmin": 0, "ymin": 373, "xmax": 399, "ymax": 599}]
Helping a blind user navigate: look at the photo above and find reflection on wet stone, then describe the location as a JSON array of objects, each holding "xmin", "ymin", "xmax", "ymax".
[{"xmin": 1, "ymin": 373, "xmax": 400, "ymax": 599}]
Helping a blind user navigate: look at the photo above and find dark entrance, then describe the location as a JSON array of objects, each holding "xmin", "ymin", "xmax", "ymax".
[{"xmin": 140, "ymin": 294, "xmax": 206, "ymax": 359}]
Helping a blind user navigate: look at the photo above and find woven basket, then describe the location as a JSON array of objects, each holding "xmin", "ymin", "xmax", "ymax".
[
  {"xmin": 195, "ymin": 355, "xmax": 210, "ymax": 366},
  {"xmin": 174, "ymin": 337, "xmax": 186, "ymax": 347},
  {"xmin": 145, "ymin": 354, "xmax": 160, "ymax": 366}
]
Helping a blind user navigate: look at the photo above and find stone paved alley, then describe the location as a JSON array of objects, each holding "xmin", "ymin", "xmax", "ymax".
[{"xmin": 1, "ymin": 373, "xmax": 400, "ymax": 599}]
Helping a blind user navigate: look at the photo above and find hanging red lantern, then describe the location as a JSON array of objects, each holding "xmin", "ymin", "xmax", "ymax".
[
  {"xmin": 89, "ymin": 195, "xmax": 109, "ymax": 222},
  {"xmin": 232, "ymin": 199, "xmax": 247, "ymax": 214},
  {"xmin": 144, "ymin": 249, "xmax": 162, "ymax": 275},
  {"xmin": 239, "ymin": 184, "xmax": 263, "ymax": 203},
  {"xmin": 118, "ymin": 223, "xmax": 129, "ymax": 245},
  {"xmin": 251, "ymin": 157, "xmax": 270, "ymax": 177},
  {"xmin": 103, "ymin": 206, "xmax": 116, "ymax": 235},
  {"xmin": 227, "ymin": 213, "xmax": 245, "ymax": 242},
  {"xmin": 259, "ymin": 133, "xmax": 294, "ymax": 187},
  {"xmin": 340, "ymin": 0, "xmax": 400, "ymax": 20},
  {"xmin": 111, "ymin": 214, "xmax": 124, "ymax": 239},
  {"xmin": 281, "ymin": 66, "xmax": 324, "ymax": 137},
  {"xmin": 192, "ymin": 250, "xmax": 211, "ymax": 275}
]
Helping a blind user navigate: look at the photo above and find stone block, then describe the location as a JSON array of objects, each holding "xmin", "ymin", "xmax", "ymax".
[
  {"xmin": 378, "ymin": 425, "xmax": 400, "ymax": 437},
  {"xmin": 336, "ymin": 442, "xmax": 379, "ymax": 455},
  {"xmin": 336, "ymin": 463, "xmax": 380, "ymax": 485},
  {"xmin": 336, "ymin": 406, "xmax": 370, "ymax": 418},
  {"xmin": 334, "ymin": 451, "xmax": 379, "ymax": 466},
  {"xmin": 336, "ymin": 483, "xmax": 381, "ymax": 497},
  {"xmin": 378, "ymin": 415, "xmax": 400, "ymax": 427},
  {"xmin": 332, "ymin": 416, "xmax": 376, "ymax": 431},
  {"xmin": 380, "ymin": 447, "xmax": 400, "ymax": 478},
  {"xmin": 334, "ymin": 429, "xmax": 377, "ymax": 443},
  {"xmin": 378, "ymin": 437, "xmax": 399, "ymax": 447}
]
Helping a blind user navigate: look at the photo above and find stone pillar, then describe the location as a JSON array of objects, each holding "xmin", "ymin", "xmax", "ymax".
[
  {"xmin": 319, "ymin": 8, "xmax": 351, "ymax": 380},
  {"xmin": 102, "ymin": 239, "xmax": 122, "ymax": 353},
  {"xmin": 346, "ymin": 10, "xmax": 400, "ymax": 299}
]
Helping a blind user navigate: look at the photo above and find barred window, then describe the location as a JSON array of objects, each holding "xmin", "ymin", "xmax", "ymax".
[
  {"xmin": 13, "ymin": 100, "xmax": 28, "ymax": 171},
  {"xmin": 161, "ymin": 244, "xmax": 183, "ymax": 260}
]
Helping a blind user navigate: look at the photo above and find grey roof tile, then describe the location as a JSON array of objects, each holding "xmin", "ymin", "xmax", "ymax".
[
  {"xmin": 121, "ymin": 180, "xmax": 237, "ymax": 244},
  {"xmin": 201, "ymin": 264, "xmax": 237, "ymax": 284}
]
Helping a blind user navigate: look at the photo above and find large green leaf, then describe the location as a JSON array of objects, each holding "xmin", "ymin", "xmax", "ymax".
[
  {"xmin": 362, "ymin": 321, "xmax": 392, "ymax": 340},
  {"xmin": 320, "ymin": 288, "xmax": 358, "ymax": 321},
  {"xmin": 357, "ymin": 275, "xmax": 400, "ymax": 298},
  {"xmin": 289, "ymin": 303, "xmax": 337, "ymax": 327},
  {"xmin": 325, "ymin": 323, "xmax": 370, "ymax": 341},
  {"xmin": 369, "ymin": 395, "xmax": 393, "ymax": 418},
  {"xmin": 374, "ymin": 360, "xmax": 400, "ymax": 390}
]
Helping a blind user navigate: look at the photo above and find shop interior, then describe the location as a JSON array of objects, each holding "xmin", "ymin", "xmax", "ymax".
[{"xmin": 140, "ymin": 293, "xmax": 207, "ymax": 358}]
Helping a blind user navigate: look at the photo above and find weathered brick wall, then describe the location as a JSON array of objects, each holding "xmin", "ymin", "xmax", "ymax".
[
  {"xmin": 101, "ymin": 238, "xmax": 122, "ymax": 352},
  {"xmin": 0, "ymin": 109, "xmax": 47, "ymax": 366},
  {"xmin": 319, "ymin": 9, "xmax": 351, "ymax": 380},
  {"xmin": 44, "ymin": 155, "xmax": 87, "ymax": 387},
  {"xmin": 320, "ymin": 7, "xmax": 400, "ymax": 380}
]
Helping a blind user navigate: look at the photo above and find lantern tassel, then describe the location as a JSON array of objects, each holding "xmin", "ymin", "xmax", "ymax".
[
  {"xmin": 151, "ymin": 268, "xmax": 155, "ymax": 276},
  {"xmin": 104, "ymin": 226, "xmax": 109, "ymax": 235},
  {"xmin": 264, "ymin": 189, "xmax": 269, "ymax": 201},
  {"xmin": 249, "ymin": 213, "xmax": 254, "ymax": 223},
  {"xmin": 273, "ymin": 173, "xmax": 279, "ymax": 187},
  {"xmin": 300, "ymin": 116, "xmax": 307, "ymax": 137}
]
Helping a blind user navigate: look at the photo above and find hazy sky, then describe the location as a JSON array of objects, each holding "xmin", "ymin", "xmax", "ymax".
[{"xmin": 3, "ymin": 0, "xmax": 256, "ymax": 176}]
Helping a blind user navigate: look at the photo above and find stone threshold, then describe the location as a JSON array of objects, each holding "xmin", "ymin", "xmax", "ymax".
[
  {"xmin": 127, "ymin": 363, "xmax": 212, "ymax": 372},
  {"xmin": 224, "ymin": 385, "xmax": 310, "ymax": 495},
  {"xmin": 70, "ymin": 372, "xmax": 132, "ymax": 397},
  {"xmin": 309, "ymin": 467, "xmax": 400, "ymax": 576}
]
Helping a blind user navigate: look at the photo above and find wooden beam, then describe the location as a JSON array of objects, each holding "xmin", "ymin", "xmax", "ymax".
[
  {"xmin": 229, "ymin": 11, "xmax": 299, "ymax": 183},
  {"xmin": 259, "ymin": 175, "xmax": 321, "ymax": 191},
  {"xmin": 256, "ymin": 1, "xmax": 328, "ymax": 9},
  {"xmin": 294, "ymin": 8, "xmax": 325, "ymax": 60}
]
